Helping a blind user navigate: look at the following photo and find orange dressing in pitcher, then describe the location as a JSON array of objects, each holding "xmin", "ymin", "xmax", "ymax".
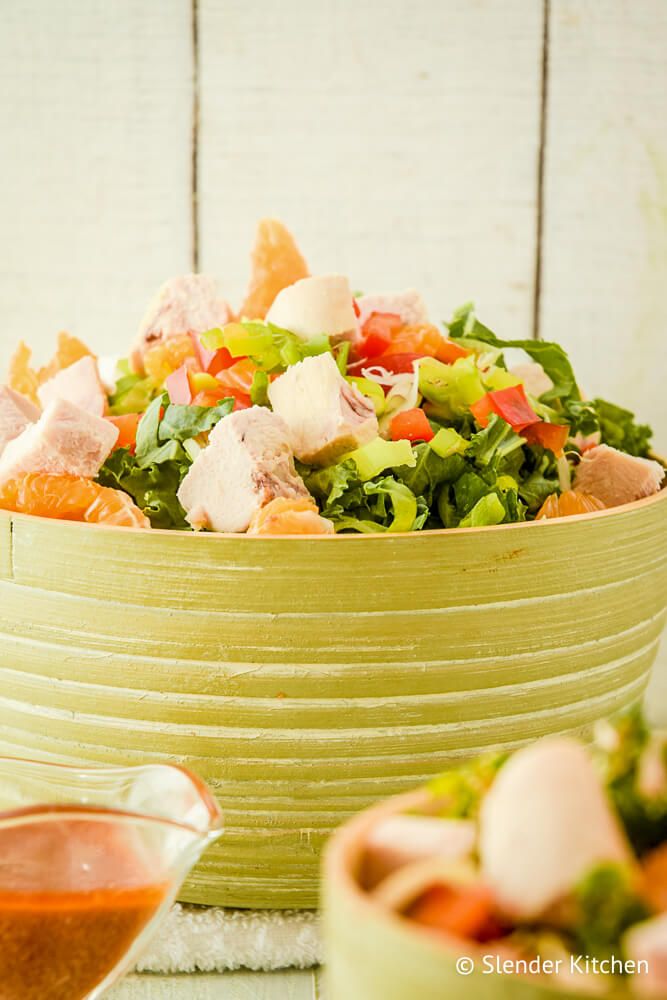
[{"xmin": 0, "ymin": 811, "xmax": 169, "ymax": 1000}]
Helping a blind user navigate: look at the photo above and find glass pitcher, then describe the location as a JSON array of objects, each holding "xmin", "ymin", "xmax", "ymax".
[{"xmin": 0, "ymin": 756, "xmax": 224, "ymax": 1000}]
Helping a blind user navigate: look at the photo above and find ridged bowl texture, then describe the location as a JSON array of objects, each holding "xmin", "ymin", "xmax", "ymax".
[{"xmin": 0, "ymin": 489, "xmax": 665, "ymax": 908}]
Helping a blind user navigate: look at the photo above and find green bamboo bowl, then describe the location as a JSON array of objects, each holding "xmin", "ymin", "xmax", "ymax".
[
  {"xmin": 323, "ymin": 788, "xmax": 646, "ymax": 1000},
  {"xmin": 0, "ymin": 488, "xmax": 665, "ymax": 908}
]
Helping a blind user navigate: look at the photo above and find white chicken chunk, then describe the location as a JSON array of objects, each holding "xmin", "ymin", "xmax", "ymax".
[
  {"xmin": 363, "ymin": 814, "xmax": 476, "ymax": 888},
  {"xmin": 267, "ymin": 352, "xmax": 378, "ymax": 465},
  {"xmin": 574, "ymin": 444, "xmax": 664, "ymax": 507},
  {"xmin": 265, "ymin": 275, "xmax": 358, "ymax": 342},
  {"xmin": 0, "ymin": 398, "xmax": 119, "ymax": 487},
  {"xmin": 177, "ymin": 406, "xmax": 310, "ymax": 533},
  {"xmin": 0, "ymin": 386, "xmax": 40, "ymax": 457},
  {"xmin": 624, "ymin": 913, "xmax": 667, "ymax": 997},
  {"xmin": 132, "ymin": 274, "xmax": 232, "ymax": 369},
  {"xmin": 356, "ymin": 289, "xmax": 429, "ymax": 328},
  {"xmin": 479, "ymin": 737, "xmax": 632, "ymax": 920},
  {"xmin": 38, "ymin": 356, "xmax": 107, "ymax": 417},
  {"xmin": 510, "ymin": 361, "xmax": 554, "ymax": 399}
]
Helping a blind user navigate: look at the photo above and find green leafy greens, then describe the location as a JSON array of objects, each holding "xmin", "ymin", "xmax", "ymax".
[{"xmin": 98, "ymin": 393, "xmax": 235, "ymax": 529}]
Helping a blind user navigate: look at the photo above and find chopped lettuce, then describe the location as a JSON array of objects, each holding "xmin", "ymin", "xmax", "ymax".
[
  {"xmin": 448, "ymin": 303, "xmax": 580, "ymax": 405},
  {"xmin": 594, "ymin": 399, "xmax": 653, "ymax": 458},
  {"xmin": 108, "ymin": 363, "xmax": 156, "ymax": 416},
  {"xmin": 467, "ymin": 414, "xmax": 526, "ymax": 470},
  {"xmin": 571, "ymin": 863, "xmax": 650, "ymax": 961},
  {"xmin": 159, "ymin": 399, "xmax": 235, "ymax": 443},
  {"xmin": 100, "ymin": 393, "xmax": 235, "ymax": 529},
  {"xmin": 594, "ymin": 708, "xmax": 667, "ymax": 854},
  {"xmin": 300, "ymin": 458, "xmax": 427, "ymax": 533},
  {"xmin": 459, "ymin": 492, "xmax": 506, "ymax": 527},
  {"xmin": 98, "ymin": 448, "xmax": 190, "ymax": 529}
]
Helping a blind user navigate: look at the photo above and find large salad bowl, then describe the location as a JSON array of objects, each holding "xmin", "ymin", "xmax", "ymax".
[{"xmin": 0, "ymin": 487, "xmax": 665, "ymax": 908}]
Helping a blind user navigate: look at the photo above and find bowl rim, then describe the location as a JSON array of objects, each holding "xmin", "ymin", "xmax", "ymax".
[{"xmin": 1, "ymin": 480, "xmax": 665, "ymax": 541}]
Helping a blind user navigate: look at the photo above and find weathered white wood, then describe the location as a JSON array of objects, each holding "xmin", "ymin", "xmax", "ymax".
[
  {"xmin": 540, "ymin": 0, "xmax": 667, "ymax": 452},
  {"xmin": 0, "ymin": 0, "xmax": 193, "ymax": 373},
  {"xmin": 111, "ymin": 971, "xmax": 317, "ymax": 999},
  {"xmin": 198, "ymin": 0, "xmax": 544, "ymax": 335}
]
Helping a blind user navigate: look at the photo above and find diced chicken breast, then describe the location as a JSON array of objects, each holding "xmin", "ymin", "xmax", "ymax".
[
  {"xmin": 265, "ymin": 275, "xmax": 358, "ymax": 342},
  {"xmin": 362, "ymin": 814, "xmax": 476, "ymax": 889},
  {"xmin": 132, "ymin": 274, "xmax": 233, "ymax": 368},
  {"xmin": 479, "ymin": 738, "xmax": 632, "ymax": 920},
  {"xmin": 356, "ymin": 289, "xmax": 429, "ymax": 329},
  {"xmin": 624, "ymin": 913, "xmax": 667, "ymax": 996},
  {"xmin": 177, "ymin": 406, "xmax": 310, "ymax": 533},
  {"xmin": 38, "ymin": 356, "xmax": 107, "ymax": 417},
  {"xmin": 0, "ymin": 386, "xmax": 40, "ymax": 457},
  {"xmin": 0, "ymin": 398, "xmax": 119, "ymax": 487},
  {"xmin": 573, "ymin": 444, "xmax": 664, "ymax": 507},
  {"xmin": 510, "ymin": 362, "xmax": 554, "ymax": 399},
  {"xmin": 268, "ymin": 352, "xmax": 378, "ymax": 465}
]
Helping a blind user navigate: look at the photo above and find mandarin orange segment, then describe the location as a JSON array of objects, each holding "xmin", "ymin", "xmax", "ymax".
[
  {"xmin": 536, "ymin": 489, "xmax": 606, "ymax": 520},
  {"xmin": 247, "ymin": 497, "xmax": 334, "ymax": 536},
  {"xmin": 38, "ymin": 332, "xmax": 93, "ymax": 384},
  {"xmin": 216, "ymin": 358, "xmax": 258, "ymax": 395},
  {"xmin": 7, "ymin": 342, "xmax": 40, "ymax": 405},
  {"xmin": 239, "ymin": 219, "xmax": 309, "ymax": 320},
  {"xmin": 0, "ymin": 474, "xmax": 150, "ymax": 529},
  {"xmin": 143, "ymin": 334, "xmax": 196, "ymax": 387},
  {"xmin": 383, "ymin": 322, "xmax": 462, "ymax": 363}
]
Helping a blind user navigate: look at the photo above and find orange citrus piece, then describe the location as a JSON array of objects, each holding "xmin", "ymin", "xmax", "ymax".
[
  {"xmin": 216, "ymin": 358, "xmax": 258, "ymax": 395},
  {"xmin": 8, "ymin": 334, "xmax": 95, "ymax": 405},
  {"xmin": 0, "ymin": 473, "xmax": 150, "ymax": 528},
  {"xmin": 7, "ymin": 342, "xmax": 40, "ymax": 405},
  {"xmin": 536, "ymin": 489, "xmax": 605, "ymax": 519},
  {"xmin": 38, "ymin": 332, "xmax": 93, "ymax": 384},
  {"xmin": 247, "ymin": 497, "xmax": 334, "ymax": 536},
  {"xmin": 239, "ymin": 219, "xmax": 309, "ymax": 320},
  {"xmin": 143, "ymin": 334, "xmax": 196, "ymax": 387}
]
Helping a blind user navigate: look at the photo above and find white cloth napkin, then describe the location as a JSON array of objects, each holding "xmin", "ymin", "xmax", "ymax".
[{"xmin": 136, "ymin": 905, "xmax": 322, "ymax": 974}]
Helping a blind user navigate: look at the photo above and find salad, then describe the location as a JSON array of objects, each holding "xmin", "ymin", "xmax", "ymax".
[
  {"xmin": 0, "ymin": 220, "xmax": 663, "ymax": 533},
  {"xmin": 355, "ymin": 710, "xmax": 667, "ymax": 996}
]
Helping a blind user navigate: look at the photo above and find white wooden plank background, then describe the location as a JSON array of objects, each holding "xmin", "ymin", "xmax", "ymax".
[
  {"xmin": 540, "ymin": 0, "xmax": 667, "ymax": 453},
  {"xmin": 0, "ymin": 0, "xmax": 193, "ymax": 366},
  {"xmin": 0, "ymin": 3, "xmax": 665, "ymax": 998},
  {"xmin": 198, "ymin": 0, "xmax": 544, "ymax": 336}
]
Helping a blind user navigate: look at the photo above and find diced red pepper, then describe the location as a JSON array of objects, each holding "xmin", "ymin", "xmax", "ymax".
[
  {"xmin": 522, "ymin": 421, "xmax": 569, "ymax": 455},
  {"xmin": 470, "ymin": 385, "xmax": 539, "ymax": 431},
  {"xmin": 390, "ymin": 408, "xmax": 435, "ymax": 443},
  {"xmin": 406, "ymin": 883, "xmax": 499, "ymax": 942},
  {"xmin": 165, "ymin": 363, "xmax": 193, "ymax": 405},
  {"xmin": 362, "ymin": 352, "xmax": 423, "ymax": 375},
  {"xmin": 208, "ymin": 347, "xmax": 238, "ymax": 375},
  {"xmin": 469, "ymin": 393, "xmax": 494, "ymax": 427},
  {"xmin": 107, "ymin": 413, "xmax": 141, "ymax": 451},
  {"xmin": 359, "ymin": 312, "xmax": 404, "ymax": 358},
  {"xmin": 352, "ymin": 298, "xmax": 361, "ymax": 318}
]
